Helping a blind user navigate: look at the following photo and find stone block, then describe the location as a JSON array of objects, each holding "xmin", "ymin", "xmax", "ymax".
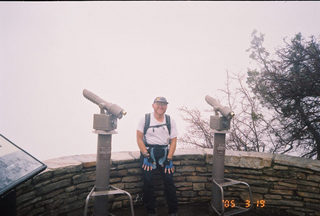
[
  {"xmin": 38, "ymin": 179, "xmax": 72, "ymax": 194},
  {"xmin": 122, "ymin": 176, "xmax": 141, "ymax": 182},
  {"xmin": 227, "ymin": 168, "xmax": 262, "ymax": 175},
  {"xmin": 82, "ymin": 161, "xmax": 96, "ymax": 168},
  {"xmin": 110, "ymin": 169, "xmax": 128, "ymax": 177},
  {"xmin": 173, "ymin": 160, "xmax": 181, "ymax": 166},
  {"xmin": 124, "ymin": 182, "xmax": 143, "ymax": 189},
  {"xmin": 177, "ymin": 187, "xmax": 193, "ymax": 191},
  {"xmin": 273, "ymin": 165, "xmax": 289, "ymax": 170},
  {"xmin": 76, "ymin": 182, "xmax": 94, "ymax": 190},
  {"xmin": 264, "ymin": 194, "xmax": 282, "ymax": 200},
  {"xmin": 42, "ymin": 188, "xmax": 65, "ymax": 200},
  {"xmin": 242, "ymin": 179, "xmax": 268, "ymax": 186},
  {"xmin": 176, "ymin": 166, "xmax": 195, "ymax": 173},
  {"xmin": 193, "ymin": 183, "xmax": 205, "ymax": 191},
  {"xmin": 34, "ymin": 198, "xmax": 54, "ymax": 208},
  {"xmin": 307, "ymin": 174, "xmax": 320, "ymax": 182},
  {"xmin": 32, "ymin": 170, "xmax": 53, "ymax": 184},
  {"xmin": 266, "ymin": 199, "xmax": 304, "ymax": 207},
  {"xmin": 112, "ymin": 183, "xmax": 125, "ymax": 189},
  {"xmin": 297, "ymin": 191, "xmax": 320, "ymax": 199},
  {"xmin": 127, "ymin": 168, "xmax": 142, "ymax": 175},
  {"xmin": 205, "ymin": 183, "xmax": 212, "ymax": 190},
  {"xmin": 110, "ymin": 177, "xmax": 122, "ymax": 183},
  {"xmin": 117, "ymin": 162, "xmax": 140, "ymax": 169},
  {"xmin": 294, "ymin": 179, "xmax": 319, "ymax": 187},
  {"xmin": 196, "ymin": 166, "xmax": 208, "ymax": 172},
  {"xmin": 180, "ymin": 160, "xmax": 205, "ymax": 166},
  {"xmin": 53, "ymin": 164, "xmax": 83, "ymax": 176},
  {"xmin": 198, "ymin": 191, "xmax": 211, "ymax": 197},
  {"xmin": 181, "ymin": 191, "xmax": 197, "ymax": 198},
  {"xmin": 65, "ymin": 186, "xmax": 76, "ymax": 193},
  {"xmin": 175, "ymin": 182, "xmax": 192, "ymax": 188},
  {"xmin": 72, "ymin": 171, "xmax": 95, "ymax": 184},
  {"xmin": 269, "ymin": 189, "xmax": 293, "ymax": 196},
  {"xmin": 16, "ymin": 191, "xmax": 35, "ymax": 204},
  {"xmin": 304, "ymin": 198, "xmax": 320, "ymax": 204},
  {"xmin": 173, "ymin": 176, "xmax": 186, "ymax": 182},
  {"xmin": 274, "ymin": 182, "xmax": 297, "ymax": 190},
  {"xmin": 250, "ymin": 186, "xmax": 268, "ymax": 194},
  {"xmin": 186, "ymin": 176, "xmax": 208, "ymax": 183},
  {"xmin": 296, "ymin": 172, "xmax": 307, "ymax": 179}
]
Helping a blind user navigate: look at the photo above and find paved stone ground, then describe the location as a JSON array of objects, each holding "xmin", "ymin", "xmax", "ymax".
[{"xmin": 110, "ymin": 202, "xmax": 284, "ymax": 216}]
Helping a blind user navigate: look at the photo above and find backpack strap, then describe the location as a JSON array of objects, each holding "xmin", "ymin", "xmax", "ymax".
[
  {"xmin": 143, "ymin": 113, "xmax": 151, "ymax": 136},
  {"xmin": 165, "ymin": 114, "xmax": 171, "ymax": 136}
]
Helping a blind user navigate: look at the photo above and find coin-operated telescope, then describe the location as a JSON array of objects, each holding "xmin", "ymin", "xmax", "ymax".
[
  {"xmin": 83, "ymin": 89, "xmax": 134, "ymax": 216},
  {"xmin": 205, "ymin": 96, "xmax": 234, "ymax": 131},
  {"xmin": 205, "ymin": 95, "xmax": 252, "ymax": 216}
]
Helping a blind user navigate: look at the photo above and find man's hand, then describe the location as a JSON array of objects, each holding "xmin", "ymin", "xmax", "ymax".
[
  {"xmin": 164, "ymin": 158, "xmax": 174, "ymax": 174},
  {"xmin": 142, "ymin": 153, "xmax": 154, "ymax": 171}
]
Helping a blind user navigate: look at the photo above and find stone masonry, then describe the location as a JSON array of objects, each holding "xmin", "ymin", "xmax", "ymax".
[{"xmin": 15, "ymin": 149, "xmax": 320, "ymax": 216}]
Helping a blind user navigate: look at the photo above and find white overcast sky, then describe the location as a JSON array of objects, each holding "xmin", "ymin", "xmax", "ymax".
[{"xmin": 1, "ymin": 2, "xmax": 320, "ymax": 160}]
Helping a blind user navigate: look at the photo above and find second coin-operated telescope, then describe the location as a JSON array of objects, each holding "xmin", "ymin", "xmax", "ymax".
[
  {"xmin": 205, "ymin": 95, "xmax": 234, "ymax": 131},
  {"xmin": 205, "ymin": 95, "xmax": 252, "ymax": 216}
]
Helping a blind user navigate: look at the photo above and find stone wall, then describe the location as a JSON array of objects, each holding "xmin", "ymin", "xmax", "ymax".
[{"xmin": 15, "ymin": 149, "xmax": 320, "ymax": 216}]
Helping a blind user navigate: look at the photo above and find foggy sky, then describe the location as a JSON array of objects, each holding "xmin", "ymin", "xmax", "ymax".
[{"xmin": 1, "ymin": 2, "xmax": 320, "ymax": 160}]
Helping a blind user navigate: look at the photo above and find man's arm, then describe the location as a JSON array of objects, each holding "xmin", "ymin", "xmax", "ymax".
[
  {"xmin": 137, "ymin": 130, "xmax": 148, "ymax": 155},
  {"xmin": 137, "ymin": 130, "xmax": 154, "ymax": 171},
  {"xmin": 164, "ymin": 137, "xmax": 177, "ymax": 174},
  {"xmin": 167, "ymin": 137, "xmax": 177, "ymax": 159}
]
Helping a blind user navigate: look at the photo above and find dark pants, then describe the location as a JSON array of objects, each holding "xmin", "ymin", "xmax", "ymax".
[{"xmin": 140, "ymin": 149, "xmax": 178, "ymax": 214}]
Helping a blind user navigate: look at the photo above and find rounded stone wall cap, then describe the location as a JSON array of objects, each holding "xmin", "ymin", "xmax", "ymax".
[
  {"xmin": 225, "ymin": 150, "xmax": 274, "ymax": 159},
  {"xmin": 111, "ymin": 151, "xmax": 136, "ymax": 163},
  {"xmin": 175, "ymin": 148, "xmax": 207, "ymax": 156},
  {"xmin": 274, "ymin": 154, "xmax": 320, "ymax": 172},
  {"xmin": 41, "ymin": 150, "xmax": 320, "ymax": 172},
  {"xmin": 44, "ymin": 154, "xmax": 96, "ymax": 169},
  {"xmin": 128, "ymin": 151, "xmax": 141, "ymax": 159}
]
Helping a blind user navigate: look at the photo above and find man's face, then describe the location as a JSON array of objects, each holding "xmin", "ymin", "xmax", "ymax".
[{"xmin": 152, "ymin": 102, "xmax": 167, "ymax": 115}]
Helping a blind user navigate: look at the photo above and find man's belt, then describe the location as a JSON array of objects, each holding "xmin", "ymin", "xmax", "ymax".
[{"xmin": 145, "ymin": 144, "xmax": 168, "ymax": 148}]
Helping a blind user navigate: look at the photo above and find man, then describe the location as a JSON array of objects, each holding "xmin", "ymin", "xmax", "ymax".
[{"xmin": 136, "ymin": 97, "xmax": 178, "ymax": 216}]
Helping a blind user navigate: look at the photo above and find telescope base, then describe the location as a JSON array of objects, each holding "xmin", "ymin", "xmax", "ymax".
[
  {"xmin": 210, "ymin": 178, "xmax": 253, "ymax": 216},
  {"xmin": 84, "ymin": 185, "xmax": 135, "ymax": 216}
]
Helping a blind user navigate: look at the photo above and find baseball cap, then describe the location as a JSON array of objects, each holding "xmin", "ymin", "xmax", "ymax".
[{"xmin": 153, "ymin": 96, "xmax": 169, "ymax": 104}]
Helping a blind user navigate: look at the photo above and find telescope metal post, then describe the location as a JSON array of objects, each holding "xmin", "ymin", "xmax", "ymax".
[
  {"xmin": 212, "ymin": 132, "xmax": 226, "ymax": 212},
  {"xmin": 94, "ymin": 129, "xmax": 112, "ymax": 216}
]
